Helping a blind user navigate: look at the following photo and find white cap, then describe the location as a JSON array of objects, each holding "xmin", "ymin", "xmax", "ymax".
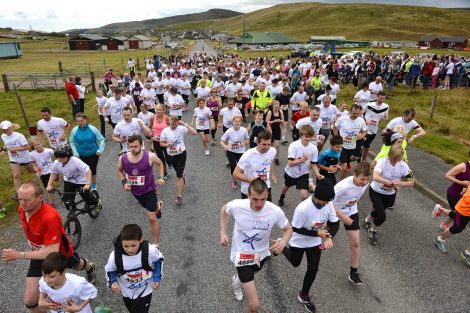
[{"xmin": 0, "ymin": 121, "xmax": 12, "ymax": 130}]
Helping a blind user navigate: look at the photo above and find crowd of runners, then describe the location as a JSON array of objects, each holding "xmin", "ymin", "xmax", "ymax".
[{"xmin": 0, "ymin": 46, "xmax": 469, "ymax": 313}]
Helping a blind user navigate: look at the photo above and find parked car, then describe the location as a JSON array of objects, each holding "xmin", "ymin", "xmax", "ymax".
[{"xmin": 291, "ymin": 49, "xmax": 310, "ymax": 58}]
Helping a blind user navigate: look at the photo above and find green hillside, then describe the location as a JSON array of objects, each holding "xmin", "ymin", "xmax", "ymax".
[{"xmin": 158, "ymin": 3, "xmax": 470, "ymax": 42}]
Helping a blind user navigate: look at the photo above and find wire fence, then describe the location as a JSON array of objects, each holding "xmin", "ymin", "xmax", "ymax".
[{"xmin": 2, "ymin": 72, "xmax": 95, "ymax": 92}]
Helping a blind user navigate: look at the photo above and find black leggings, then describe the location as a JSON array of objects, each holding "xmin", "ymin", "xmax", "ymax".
[
  {"xmin": 123, "ymin": 293, "xmax": 152, "ymax": 313},
  {"xmin": 448, "ymin": 210, "xmax": 470, "ymax": 234},
  {"xmin": 227, "ymin": 151, "xmax": 243, "ymax": 176},
  {"xmin": 283, "ymin": 245, "xmax": 321, "ymax": 295},
  {"xmin": 211, "ymin": 116, "xmax": 219, "ymax": 139},
  {"xmin": 369, "ymin": 187, "xmax": 396, "ymax": 227},
  {"xmin": 182, "ymin": 94, "xmax": 189, "ymax": 105},
  {"xmin": 63, "ymin": 181, "xmax": 98, "ymax": 207},
  {"xmin": 152, "ymin": 140, "xmax": 169, "ymax": 172}
]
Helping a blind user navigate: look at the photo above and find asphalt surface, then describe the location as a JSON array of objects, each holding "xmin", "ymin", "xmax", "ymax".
[{"xmin": 189, "ymin": 40, "xmax": 220, "ymax": 58}]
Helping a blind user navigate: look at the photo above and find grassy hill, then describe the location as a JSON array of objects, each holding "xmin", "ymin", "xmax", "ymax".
[
  {"xmin": 158, "ymin": 3, "xmax": 470, "ymax": 42},
  {"xmin": 63, "ymin": 9, "xmax": 241, "ymax": 34}
]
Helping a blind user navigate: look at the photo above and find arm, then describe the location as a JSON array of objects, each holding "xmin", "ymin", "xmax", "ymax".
[
  {"xmin": 180, "ymin": 122, "xmax": 197, "ymax": 135},
  {"xmin": 445, "ymin": 163, "xmax": 469, "ymax": 187},
  {"xmin": 152, "ymin": 259, "xmax": 163, "ymax": 283},
  {"xmin": 92, "ymin": 126, "xmax": 105, "ymax": 155},
  {"xmin": 219, "ymin": 204, "xmax": 230, "ymax": 246},
  {"xmin": 69, "ymin": 128, "xmax": 79, "ymax": 157},
  {"xmin": 46, "ymin": 173, "xmax": 59, "ymax": 192},
  {"xmin": 270, "ymin": 161, "xmax": 277, "ymax": 184},
  {"xmin": 138, "ymin": 120, "xmax": 152, "ymax": 138},
  {"xmin": 1, "ymin": 243, "xmax": 59, "ymax": 261},
  {"xmin": 408, "ymin": 127, "xmax": 426, "ymax": 144},
  {"xmin": 310, "ymin": 163, "xmax": 322, "ymax": 179},
  {"xmin": 270, "ymin": 223, "xmax": 293, "ymax": 255},
  {"xmin": 117, "ymin": 156, "xmax": 131, "ymax": 192},
  {"xmin": 150, "ymin": 153, "xmax": 165, "ymax": 184},
  {"xmin": 334, "ymin": 206, "xmax": 353, "ymax": 225},
  {"xmin": 233, "ymin": 165, "xmax": 256, "ymax": 183},
  {"xmin": 112, "ymin": 131, "xmax": 126, "ymax": 143}
]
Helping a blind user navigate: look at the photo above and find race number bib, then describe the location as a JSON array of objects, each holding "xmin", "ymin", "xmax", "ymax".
[
  {"xmin": 133, "ymin": 91, "xmax": 140, "ymax": 96},
  {"xmin": 381, "ymin": 183, "xmax": 394, "ymax": 193},
  {"xmin": 198, "ymin": 119, "xmax": 206, "ymax": 127},
  {"xmin": 235, "ymin": 252, "xmax": 260, "ymax": 267},
  {"xmin": 230, "ymin": 142, "xmax": 240, "ymax": 150},
  {"xmin": 322, "ymin": 121, "xmax": 330, "ymax": 129},
  {"xmin": 171, "ymin": 104, "xmax": 179, "ymax": 110},
  {"xmin": 312, "ymin": 221, "xmax": 326, "ymax": 230},
  {"xmin": 168, "ymin": 145, "xmax": 181, "ymax": 155},
  {"xmin": 210, "ymin": 106, "xmax": 219, "ymax": 112},
  {"xmin": 49, "ymin": 139, "xmax": 57, "ymax": 146},
  {"xmin": 28, "ymin": 241, "xmax": 45, "ymax": 251},
  {"xmin": 258, "ymin": 172, "xmax": 268, "ymax": 182},
  {"xmin": 369, "ymin": 119, "xmax": 378, "ymax": 126},
  {"xmin": 236, "ymin": 103, "xmax": 243, "ymax": 109},
  {"xmin": 344, "ymin": 136, "xmax": 353, "ymax": 144},
  {"xmin": 127, "ymin": 175, "xmax": 145, "ymax": 186},
  {"xmin": 280, "ymin": 105, "xmax": 289, "ymax": 111}
]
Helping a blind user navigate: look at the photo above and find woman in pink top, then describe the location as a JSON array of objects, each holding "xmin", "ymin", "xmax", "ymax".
[
  {"xmin": 149, "ymin": 104, "xmax": 170, "ymax": 179},
  {"xmin": 205, "ymin": 88, "xmax": 222, "ymax": 145}
]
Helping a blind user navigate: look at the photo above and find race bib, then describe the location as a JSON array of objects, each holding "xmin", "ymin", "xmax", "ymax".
[
  {"xmin": 369, "ymin": 119, "xmax": 378, "ymax": 126},
  {"xmin": 127, "ymin": 175, "xmax": 145, "ymax": 186},
  {"xmin": 168, "ymin": 145, "xmax": 180, "ymax": 155},
  {"xmin": 50, "ymin": 139, "xmax": 57, "ymax": 146},
  {"xmin": 312, "ymin": 221, "xmax": 326, "ymax": 230},
  {"xmin": 134, "ymin": 91, "xmax": 140, "ymax": 96},
  {"xmin": 236, "ymin": 103, "xmax": 243, "ymax": 109},
  {"xmin": 258, "ymin": 172, "xmax": 268, "ymax": 182},
  {"xmin": 322, "ymin": 121, "xmax": 330, "ymax": 129},
  {"xmin": 28, "ymin": 241, "xmax": 45, "ymax": 251},
  {"xmin": 253, "ymin": 137, "xmax": 258, "ymax": 144},
  {"xmin": 198, "ymin": 119, "xmax": 206, "ymax": 126},
  {"xmin": 210, "ymin": 106, "xmax": 219, "ymax": 112},
  {"xmin": 381, "ymin": 183, "xmax": 394, "ymax": 193},
  {"xmin": 344, "ymin": 136, "xmax": 353, "ymax": 144},
  {"xmin": 280, "ymin": 105, "xmax": 289, "ymax": 111},
  {"xmin": 230, "ymin": 142, "xmax": 240, "ymax": 150},
  {"xmin": 171, "ymin": 104, "xmax": 179, "ymax": 110},
  {"xmin": 235, "ymin": 252, "xmax": 260, "ymax": 267}
]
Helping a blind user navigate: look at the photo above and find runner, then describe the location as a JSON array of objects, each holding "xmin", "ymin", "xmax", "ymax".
[
  {"xmin": 153, "ymin": 72, "xmax": 166, "ymax": 104},
  {"xmin": 137, "ymin": 104, "xmax": 155, "ymax": 149},
  {"xmin": 333, "ymin": 162, "xmax": 371, "ymax": 285},
  {"xmin": 290, "ymin": 102, "xmax": 310, "ymax": 142},
  {"xmin": 278, "ymin": 125, "xmax": 323, "ymax": 207},
  {"xmin": 353, "ymin": 82, "xmax": 371, "ymax": 110},
  {"xmin": 368, "ymin": 76, "xmax": 383, "ymax": 102},
  {"xmin": 221, "ymin": 115, "xmax": 250, "ymax": 189},
  {"xmin": 362, "ymin": 91, "xmax": 389, "ymax": 161},
  {"xmin": 178, "ymin": 74, "xmax": 192, "ymax": 111},
  {"xmin": 149, "ymin": 104, "xmax": 170, "ymax": 180},
  {"xmin": 1, "ymin": 121, "xmax": 35, "ymax": 200},
  {"xmin": 290, "ymin": 84, "xmax": 308, "ymax": 116},
  {"xmin": 219, "ymin": 98, "xmax": 242, "ymax": 134},
  {"xmin": 160, "ymin": 116, "xmax": 197, "ymax": 204},
  {"xmin": 317, "ymin": 135, "xmax": 343, "ymax": 185},
  {"xmin": 364, "ymin": 147, "xmax": 414, "ymax": 245},
  {"xmin": 265, "ymin": 100, "xmax": 284, "ymax": 165},
  {"xmin": 191, "ymin": 97, "xmax": 215, "ymax": 156},
  {"xmin": 117, "ymin": 135, "xmax": 165, "ymax": 245},
  {"xmin": 29, "ymin": 136, "xmax": 54, "ymax": 188},
  {"xmin": 104, "ymin": 87, "xmax": 131, "ymax": 129},
  {"xmin": 206, "ymin": 88, "xmax": 223, "ymax": 145},
  {"xmin": 1, "ymin": 181, "xmax": 96, "ymax": 312},
  {"xmin": 95, "ymin": 90, "xmax": 108, "ymax": 137},
  {"xmin": 233, "ymin": 131, "xmax": 277, "ymax": 201},
  {"xmin": 275, "ymin": 86, "xmax": 291, "ymax": 143},
  {"xmin": 295, "ymin": 107, "xmax": 324, "ymax": 150},
  {"xmin": 195, "ymin": 79, "xmax": 211, "ymax": 100},
  {"xmin": 281, "ymin": 178, "xmax": 339, "ymax": 313},
  {"xmin": 167, "ymin": 87, "xmax": 185, "ymax": 120},
  {"xmin": 316, "ymin": 95, "xmax": 338, "ymax": 143},
  {"xmin": 234, "ymin": 90, "xmax": 249, "ymax": 123},
  {"xmin": 251, "ymin": 82, "xmax": 272, "ymax": 114},
  {"xmin": 383, "ymin": 108, "xmax": 426, "ymax": 144},
  {"xmin": 37, "ymin": 107, "xmax": 70, "ymax": 149},
  {"xmin": 113, "ymin": 107, "xmax": 152, "ymax": 153},
  {"xmin": 138, "ymin": 81, "xmax": 157, "ymax": 114},
  {"xmin": 219, "ymin": 178, "xmax": 292, "ymax": 313},
  {"xmin": 246, "ymin": 110, "xmax": 271, "ymax": 149}
]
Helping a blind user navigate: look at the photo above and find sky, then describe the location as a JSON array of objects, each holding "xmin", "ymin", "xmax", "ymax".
[{"xmin": 1, "ymin": 0, "xmax": 469, "ymax": 32}]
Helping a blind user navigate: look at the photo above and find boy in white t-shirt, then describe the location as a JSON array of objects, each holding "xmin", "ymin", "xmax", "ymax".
[{"xmin": 39, "ymin": 252, "xmax": 97, "ymax": 313}]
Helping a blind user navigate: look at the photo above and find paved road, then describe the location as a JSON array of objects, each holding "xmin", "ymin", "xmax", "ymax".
[
  {"xmin": 1, "ymin": 98, "xmax": 469, "ymax": 313},
  {"xmin": 189, "ymin": 40, "xmax": 220, "ymax": 58}
]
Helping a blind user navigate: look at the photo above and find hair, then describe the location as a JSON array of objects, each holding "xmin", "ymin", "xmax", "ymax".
[
  {"xmin": 322, "ymin": 95, "xmax": 331, "ymax": 102},
  {"xmin": 388, "ymin": 145, "xmax": 404, "ymax": 160},
  {"xmin": 29, "ymin": 135, "xmax": 42, "ymax": 145},
  {"xmin": 232, "ymin": 115, "xmax": 242, "ymax": 122},
  {"xmin": 127, "ymin": 135, "xmax": 143, "ymax": 144},
  {"xmin": 114, "ymin": 87, "xmax": 124, "ymax": 94},
  {"xmin": 168, "ymin": 115, "xmax": 180, "ymax": 123},
  {"xmin": 248, "ymin": 178, "xmax": 268, "ymax": 195},
  {"xmin": 377, "ymin": 91, "xmax": 386, "ymax": 97},
  {"xmin": 122, "ymin": 106, "xmax": 133, "ymax": 114},
  {"xmin": 350, "ymin": 104, "xmax": 362, "ymax": 112},
  {"xmin": 361, "ymin": 82, "xmax": 369, "ymax": 89},
  {"xmin": 226, "ymin": 97, "xmax": 234, "ymax": 104},
  {"xmin": 196, "ymin": 97, "xmax": 205, "ymax": 105},
  {"xmin": 120, "ymin": 224, "xmax": 143, "ymax": 241},
  {"xmin": 403, "ymin": 108, "xmax": 415, "ymax": 117},
  {"xmin": 40, "ymin": 107, "xmax": 51, "ymax": 114},
  {"xmin": 75, "ymin": 112, "xmax": 87, "ymax": 120},
  {"xmin": 330, "ymin": 135, "xmax": 343, "ymax": 146},
  {"xmin": 75, "ymin": 76, "xmax": 81, "ymax": 83},
  {"xmin": 156, "ymin": 103, "xmax": 165, "ymax": 111},
  {"xmin": 310, "ymin": 107, "xmax": 320, "ymax": 113},
  {"xmin": 354, "ymin": 162, "xmax": 371, "ymax": 177},
  {"xmin": 211, "ymin": 87, "xmax": 218, "ymax": 93},
  {"xmin": 141, "ymin": 103, "xmax": 148, "ymax": 110},
  {"xmin": 169, "ymin": 86, "xmax": 178, "ymax": 94},
  {"xmin": 19, "ymin": 181, "xmax": 43, "ymax": 197},
  {"xmin": 271, "ymin": 99, "xmax": 280, "ymax": 107},
  {"xmin": 255, "ymin": 109, "xmax": 265, "ymax": 116},
  {"xmin": 282, "ymin": 86, "xmax": 290, "ymax": 92},
  {"xmin": 42, "ymin": 252, "xmax": 67, "ymax": 275},
  {"xmin": 257, "ymin": 130, "xmax": 272, "ymax": 142},
  {"xmin": 299, "ymin": 124, "xmax": 315, "ymax": 137}
]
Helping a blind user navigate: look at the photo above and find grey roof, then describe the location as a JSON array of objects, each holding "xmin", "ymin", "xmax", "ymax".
[
  {"xmin": 70, "ymin": 34, "xmax": 107, "ymax": 40},
  {"xmin": 110, "ymin": 36, "xmax": 127, "ymax": 41},
  {"xmin": 128, "ymin": 35, "xmax": 151, "ymax": 41},
  {"xmin": 419, "ymin": 35, "xmax": 467, "ymax": 43},
  {"xmin": 310, "ymin": 36, "xmax": 346, "ymax": 41},
  {"xmin": 228, "ymin": 32, "xmax": 299, "ymax": 44}
]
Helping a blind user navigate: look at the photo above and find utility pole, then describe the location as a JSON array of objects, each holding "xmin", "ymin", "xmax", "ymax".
[{"xmin": 243, "ymin": 15, "xmax": 246, "ymax": 36}]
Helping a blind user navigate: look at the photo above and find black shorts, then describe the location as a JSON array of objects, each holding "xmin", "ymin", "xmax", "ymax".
[
  {"xmin": 343, "ymin": 212, "xmax": 360, "ymax": 231},
  {"xmin": 39, "ymin": 174, "xmax": 51, "ymax": 188},
  {"xmin": 10, "ymin": 161, "xmax": 30, "ymax": 166},
  {"xmin": 197, "ymin": 129, "xmax": 210, "ymax": 134},
  {"xmin": 319, "ymin": 128, "xmax": 331, "ymax": 140},
  {"xmin": 223, "ymin": 126, "xmax": 228, "ymax": 133},
  {"xmin": 362, "ymin": 134, "xmax": 376, "ymax": 149},
  {"xmin": 80, "ymin": 154, "xmax": 99, "ymax": 176},
  {"xmin": 282, "ymin": 109, "xmax": 289, "ymax": 121},
  {"xmin": 167, "ymin": 151, "xmax": 186, "ymax": 178},
  {"xmin": 123, "ymin": 293, "xmax": 152, "ymax": 313},
  {"xmin": 236, "ymin": 257, "xmax": 268, "ymax": 283},
  {"xmin": 271, "ymin": 127, "xmax": 281, "ymax": 141},
  {"xmin": 241, "ymin": 188, "xmax": 272, "ymax": 202},
  {"xmin": 284, "ymin": 173, "xmax": 309, "ymax": 190},
  {"xmin": 134, "ymin": 190, "xmax": 161, "ymax": 219},
  {"xmin": 27, "ymin": 252, "xmax": 81, "ymax": 277},
  {"xmin": 339, "ymin": 148, "xmax": 356, "ymax": 164}
]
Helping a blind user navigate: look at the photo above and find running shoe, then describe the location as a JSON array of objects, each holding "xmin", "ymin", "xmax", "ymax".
[
  {"xmin": 11, "ymin": 192, "xmax": 18, "ymax": 200},
  {"xmin": 95, "ymin": 200, "xmax": 103, "ymax": 213},
  {"xmin": 460, "ymin": 251, "xmax": 470, "ymax": 267},
  {"xmin": 439, "ymin": 221, "xmax": 451, "ymax": 231},
  {"xmin": 231, "ymin": 181, "xmax": 238, "ymax": 189},
  {"xmin": 226, "ymin": 161, "xmax": 230, "ymax": 168},
  {"xmin": 297, "ymin": 292, "xmax": 310, "ymax": 304},
  {"xmin": 231, "ymin": 275, "xmax": 243, "ymax": 301},
  {"xmin": 304, "ymin": 301, "xmax": 317, "ymax": 313},
  {"xmin": 86, "ymin": 262, "xmax": 97, "ymax": 285},
  {"xmin": 274, "ymin": 159, "xmax": 280, "ymax": 165},
  {"xmin": 163, "ymin": 173, "xmax": 169, "ymax": 181},
  {"xmin": 0, "ymin": 208, "xmax": 6, "ymax": 219},
  {"xmin": 368, "ymin": 229, "xmax": 378, "ymax": 245},
  {"xmin": 168, "ymin": 163, "xmax": 173, "ymax": 170},
  {"xmin": 363, "ymin": 217, "xmax": 372, "ymax": 231},
  {"xmin": 348, "ymin": 272, "xmax": 363, "ymax": 285},
  {"xmin": 434, "ymin": 237, "xmax": 447, "ymax": 254},
  {"xmin": 157, "ymin": 201, "xmax": 163, "ymax": 217},
  {"xmin": 205, "ymin": 150, "xmax": 210, "ymax": 156},
  {"xmin": 176, "ymin": 195, "xmax": 183, "ymax": 205},
  {"xmin": 278, "ymin": 197, "xmax": 285, "ymax": 207},
  {"xmin": 432, "ymin": 204, "xmax": 443, "ymax": 218},
  {"xmin": 91, "ymin": 183, "xmax": 98, "ymax": 191}
]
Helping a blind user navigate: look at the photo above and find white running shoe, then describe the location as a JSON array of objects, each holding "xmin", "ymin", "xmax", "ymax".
[
  {"xmin": 231, "ymin": 275, "xmax": 243, "ymax": 301},
  {"xmin": 432, "ymin": 204, "xmax": 443, "ymax": 218},
  {"xmin": 205, "ymin": 150, "xmax": 210, "ymax": 156}
]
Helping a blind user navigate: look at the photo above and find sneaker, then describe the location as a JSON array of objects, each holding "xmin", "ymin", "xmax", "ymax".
[
  {"xmin": 278, "ymin": 197, "xmax": 285, "ymax": 207},
  {"xmin": 11, "ymin": 192, "xmax": 18, "ymax": 200},
  {"xmin": 0, "ymin": 208, "xmax": 6, "ymax": 219},
  {"xmin": 368, "ymin": 229, "xmax": 378, "ymax": 245},
  {"xmin": 86, "ymin": 262, "xmax": 97, "ymax": 285},
  {"xmin": 231, "ymin": 275, "xmax": 243, "ymax": 301},
  {"xmin": 91, "ymin": 183, "xmax": 98, "ymax": 191},
  {"xmin": 439, "ymin": 222, "xmax": 451, "ymax": 231},
  {"xmin": 176, "ymin": 195, "xmax": 183, "ymax": 205},
  {"xmin": 205, "ymin": 150, "xmax": 210, "ymax": 156},
  {"xmin": 95, "ymin": 200, "xmax": 103, "ymax": 213},
  {"xmin": 211, "ymin": 141, "xmax": 217, "ymax": 146},
  {"xmin": 163, "ymin": 173, "xmax": 169, "ymax": 180},
  {"xmin": 226, "ymin": 161, "xmax": 230, "ymax": 168},
  {"xmin": 231, "ymin": 181, "xmax": 238, "ymax": 189},
  {"xmin": 460, "ymin": 251, "xmax": 470, "ymax": 267},
  {"xmin": 432, "ymin": 204, "xmax": 443, "ymax": 218},
  {"xmin": 156, "ymin": 201, "xmax": 163, "ymax": 217},
  {"xmin": 348, "ymin": 272, "xmax": 363, "ymax": 285},
  {"xmin": 281, "ymin": 137, "xmax": 287, "ymax": 144},
  {"xmin": 304, "ymin": 301, "xmax": 317, "ymax": 313},
  {"xmin": 434, "ymin": 237, "xmax": 447, "ymax": 254},
  {"xmin": 363, "ymin": 217, "xmax": 372, "ymax": 231},
  {"xmin": 297, "ymin": 292, "xmax": 310, "ymax": 304},
  {"xmin": 274, "ymin": 159, "xmax": 280, "ymax": 165},
  {"xmin": 168, "ymin": 163, "xmax": 174, "ymax": 170}
]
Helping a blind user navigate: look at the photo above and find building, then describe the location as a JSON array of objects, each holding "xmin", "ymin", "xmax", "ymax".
[
  {"xmin": 0, "ymin": 42, "xmax": 22, "ymax": 59},
  {"xmin": 103, "ymin": 36, "xmax": 127, "ymax": 50},
  {"xmin": 228, "ymin": 32, "xmax": 300, "ymax": 49},
  {"xmin": 68, "ymin": 34, "xmax": 107, "ymax": 50},
  {"xmin": 310, "ymin": 36, "xmax": 369, "ymax": 52},
  {"xmin": 125, "ymin": 35, "xmax": 152, "ymax": 50},
  {"xmin": 418, "ymin": 36, "xmax": 468, "ymax": 49},
  {"xmin": 370, "ymin": 40, "xmax": 416, "ymax": 48}
]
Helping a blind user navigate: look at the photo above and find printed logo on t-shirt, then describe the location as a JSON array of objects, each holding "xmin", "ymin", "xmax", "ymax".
[
  {"xmin": 256, "ymin": 168, "xmax": 269, "ymax": 181},
  {"xmin": 312, "ymin": 221, "xmax": 326, "ymax": 230},
  {"xmin": 242, "ymin": 232, "xmax": 262, "ymax": 250},
  {"xmin": 252, "ymin": 219, "xmax": 270, "ymax": 230},
  {"xmin": 66, "ymin": 169, "xmax": 83, "ymax": 183}
]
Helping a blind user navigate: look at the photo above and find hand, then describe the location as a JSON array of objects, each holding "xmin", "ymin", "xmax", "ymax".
[
  {"xmin": 62, "ymin": 299, "xmax": 81, "ymax": 313},
  {"xmin": 1, "ymin": 248, "xmax": 20, "ymax": 261},
  {"xmin": 123, "ymin": 183, "xmax": 132, "ymax": 191},
  {"xmin": 303, "ymin": 153, "xmax": 310, "ymax": 161},
  {"xmin": 138, "ymin": 120, "xmax": 144, "ymax": 127},
  {"xmin": 8, "ymin": 147, "xmax": 17, "ymax": 153},
  {"xmin": 59, "ymin": 134, "xmax": 66, "ymax": 141},
  {"xmin": 343, "ymin": 216, "xmax": 354, "ymax": 226},
  {"xmin": 316, "ymin": 173, "xmax": 324, "ymax": 180},
  {"xmin": 222, "ymin": 145, "xmax": 228, "ymax": 152},
  {"xmin": 96, "ymin": 152, "xmax": 102, "ymax": 156},
  {"xmin": 36, "ymin": 167, "xmax": 43, "ymax": 175},
  {"xmin": 408, "ymin": 136, "xmax": 415, "ymax": 144},
  {"xmin": 111, "ymin": 282, "xmax": 121, "ymax": 294},
  {"xmin": 271, "ymin": 176, "xmax": 277, "ymax": 185},
  {"xmin": 317, "ymin": 230, "xmax": 331, "ymax": 238},
  {"xmin": 156, "ymin": 178, "xmax": 165, "ymax": 185},
  {"xmin": 152, "ymin": 282, "xmax": 160, "ymax": 290},
  {"xmin": 220, "ymin": 233, "xmax": 229, "ymax": 246},
  {"xmin": 269, "ymin": 238, "xmax": 285, "ymax": 255},
  {"xmin": 323, "ymin": 237, "xmax": 334, "ymax": 249},
  {"xmin": 83, "ymin": 184, "xmax": 90, "ymax": 191},
  {"xmin": 121, "ymin": 136, "xmax": 128, "ymax": 143},
  {"xmin": 39, "ymin": 296, "xmax": 62, "ymax": 310}
]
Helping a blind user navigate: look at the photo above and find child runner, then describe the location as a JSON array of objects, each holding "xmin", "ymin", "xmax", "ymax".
[{"xmin": 191, "ymin": 97, "xmax": 214, "ymax": 156}]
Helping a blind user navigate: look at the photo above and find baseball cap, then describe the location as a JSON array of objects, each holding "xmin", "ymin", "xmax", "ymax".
[{"xmin": 0, "ymin": 121, "xmax": 13, "ymax": 130}]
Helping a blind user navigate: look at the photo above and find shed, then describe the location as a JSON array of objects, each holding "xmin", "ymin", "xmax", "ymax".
[
  {"xmin": 104, "ymin": 36, "xmax": 127, "ymax": 51},
  {"xmin": 68, "ymin": 34, "xmax": 107, "ymax": 50},
  {"xmin": 229, "ymin": 32, "xmax": 300, "ymax": 46},
  {"xmin": 418, "ymin": 35, "xmax": 468, "ymax": 49},
  {"xmin": 125, "ymin": 35, "xmax": 152, "ymax": 50},
  {"xmin": 0, "ymin": 42, "xmax": 22, "ymax": 59}
]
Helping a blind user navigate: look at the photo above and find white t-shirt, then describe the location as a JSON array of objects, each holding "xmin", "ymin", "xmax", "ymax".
[
  {"xmin": 39, "ymin": 273, "xmax": 97, "ymax": 313},
  {"xmin": 267, "ymin": 84, "xmax": 283, "ymax": 98},
  {"xmin": 193, "ymin": 107, "xmax": 212, "ymax": 130},
  {"xmin": 368, "ymin": 82, "xmax": 383, "ymax": 102},
  {"xmin": 316, "ymin": 104, "xmax": 338, "ymax": 130},
  {"xmin": 354, "ymin": 89, "xmax": 371, "ymax": 109},
  {"xmin": 226, "ymin": 199, "xmax": 289, "ymax": 263},
  {"xmin": 195, "ymin": 86, "xmax": 211, "ymax": 99},
  {"xmin": 105, "ymin": 244, "xmax": 163, "ymax": 299},
  {"xmin": 219, "ymin": 107, "xmax": 242, "ymax": 129},
  {"xmin": 237, "ymin": 147, "xmax": 276, "ymax": 195},
  {"xmin": 386, "ymin": 117, "xmax": 421, "ymax": 136},
  {"xmin": 290, "ymin": 92, "xmax": 308, "ymax": 111},
  {"xmin": 37, "ymin": 117, "xmax": 68, "ymax": 149},
  {"xmin": 371, "ymin": 157, "xmax": 411, "ymax": 195},
  {"xmin": 225, "ymin": 83, "xmax": 242, "ymax": 98},
  {"xmin": 213, "ymin": 81, "xmax": 225, "ymax": 97},
  {"xmin": 334, "ymin": 116, "xmax": 367, "ymax": 150},
  {"xmin": 221, "ymin": 127, "xmax": 249, "ymax": 154},
  {"xmin": 29, "ymin": 148, "xmax": 54, "ymax": 176},
  {"xmin": 178, "ymin": 80, "xmax": 191, "ymax": 96},
  {"xmin": 241, "ymin": 84, "xmax": 253, "ymax": 98},
  {"xmin": 289, "ymin": 196, "xmax": 339, "ymax": 248},
  {"xmin": 160, "ymin": 126, "xmax": 188, "ymax": 156},
  {"xmin": 105, "ymin": 97, "xmax": 130, "ymax": 123},
  {"xmin": 333, "ymin": 176, "xmax": 368, "ymax": 217},
  {"xmin": 285, "ymin": 140, "xmax": 318, "ymax": 178},
  {"xmin": 167, "ymin": 94, "xmax": 184, "ymax": 117},
  {"xmin": 152, "ymin": 79, "xmax": 166, "ymax": 94},
  {"xmin": 364, "ymin": 102, "xmax": 389, "ymax": 134},
  {"xmin": 96, "ymin": 96, "xmax": 108, "ymax": 116},
  {"xmin": 138, "ymin": 111, "xmax": 155, "ymax": 127},
  {"xmin": 1, "ymin": 132, "xmax": 30, "ymax": 163},
  {"xmin": 296, "ymin": 116, "xmax": 323, "ymax": 136},
  {"xmin": 113, "ymin": 118, "xmax": 144, "ymax": 152},
  {"xmin": 139, "ymin": 88, "xmax": 156, "ymax": 109},
  {"xmin": 51, "ymin": 156, "xmax": 89, "ymax": 184},
  {"xmin": 162, "ymin": 77, "xmax": 175, "ymax": 88},
  {"xmin": 330, "ymin": 83, "xmax": 340, "ymax": 97}
]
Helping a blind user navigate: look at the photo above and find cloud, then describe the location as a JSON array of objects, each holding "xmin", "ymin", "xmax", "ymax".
[
  {"xmin": 13, "ymin": 11, "xmax": 27, "ymax": 19},
  {"xmin": 46, "ymin": 11, "xmax": 58, "ymax": 19}
]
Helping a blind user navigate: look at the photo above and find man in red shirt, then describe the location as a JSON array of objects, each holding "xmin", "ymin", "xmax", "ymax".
[
  {"xmin": 65, "ymin": 76, "xmax": 80, "ymax": 119},
  {"xmin": 290, "ymin": 101, "xmax": 310, "ymax": 141},
  {"xmin": 1, "ymin": 181, "xmax": 96, "ymax": 312}
]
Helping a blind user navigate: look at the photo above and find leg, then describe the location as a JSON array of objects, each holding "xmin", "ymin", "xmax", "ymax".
[
  {"xmin": 282, "ymin": 245, "xmax": 304, "ymax": 267},
  {"xmin": 198, "ymin": 132, "xmax": 208, "ymax": 151},
  {"xmin": 242, "ymin": 281, "xmax": 260, "ymax": 313},
  {"xmin": 11, "ymin": 163, "xmax": 22, "ymax": 192},
  {"xmin": 301, "ymin": 247, "xmax": 321, "ymax": 295},
  {"xmin": 99, "ymin": 115, "xmax": 106, "ymax": 137},
  {"xmin": 346, "ymin": 230, "xmax": 361, "ymax": 269},
  {"xmin": 25, "ymin": 277, "xmax": 45, "ymax": 313},
  {"xmin": 147, "ymin": 211, "xmax": 160, "ymax": 245}
]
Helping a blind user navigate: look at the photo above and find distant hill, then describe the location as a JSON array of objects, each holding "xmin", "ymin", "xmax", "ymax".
[
  {"xmin": 158, "ymin": 3, "xmax": 470, "ymax": 42},
  {"xmin": 63, "ymin": 9, "xmax": 242, "ymax": 35}
]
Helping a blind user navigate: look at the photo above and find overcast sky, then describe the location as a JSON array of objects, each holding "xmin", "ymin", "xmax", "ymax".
[{"xmin": 1, "ymin": 0, "xmax": 469, "ymax": 32}]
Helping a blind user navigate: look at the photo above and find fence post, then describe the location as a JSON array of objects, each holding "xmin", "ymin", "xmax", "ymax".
[
  {"xmin": 2, "ymin": 74, "xmax": 9, "ymax": 92},
  {"xmin": 104, "ymin": 60, "xmax": 107, "ymax": 72},
  {"xmin": 121, "ymin": 58, "xmax": 125, "ymax": 71},
  {"xmin": 58, "ymin": 61, "xmax": 63, "ymax": 72},
  {"xmin": 428, "ymin": 95, "xmax": 437, "ymax": 119},
  {"xmin": 90, "ymin": 72, "xmax": 96, "ymax": 93},
  {"xmin": 137, "ymin": 58, "xmax": 140, "ymax": 71}
]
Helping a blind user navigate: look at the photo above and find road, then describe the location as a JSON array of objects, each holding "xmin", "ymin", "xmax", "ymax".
[{"xmin": 189, "ymin": 40, "xmax": 221, "ymax": 58}]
